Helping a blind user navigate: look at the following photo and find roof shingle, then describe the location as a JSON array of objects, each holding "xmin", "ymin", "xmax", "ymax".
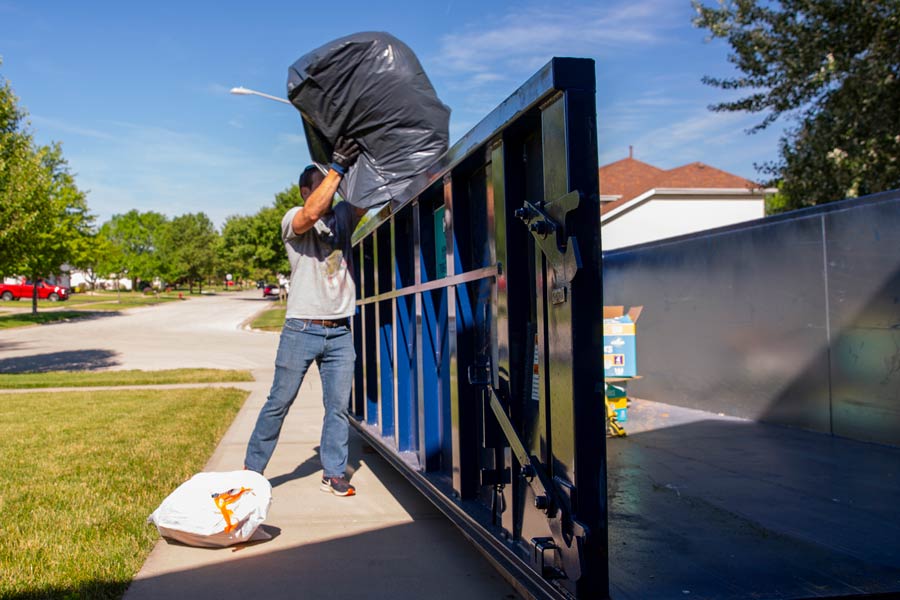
[{"xmin": 599, "ymin": 157, "xmax": 760, "ymax": 214}]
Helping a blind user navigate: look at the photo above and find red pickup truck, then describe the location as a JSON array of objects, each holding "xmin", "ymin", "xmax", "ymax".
[{"xmin": 0, "ymin": 278, "xmax": 71, "ymax": 301}]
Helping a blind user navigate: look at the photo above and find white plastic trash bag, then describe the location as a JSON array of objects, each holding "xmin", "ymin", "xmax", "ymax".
[{"xmin": 148, "ymin": 470, "xmax": 272, "ymax": 548}]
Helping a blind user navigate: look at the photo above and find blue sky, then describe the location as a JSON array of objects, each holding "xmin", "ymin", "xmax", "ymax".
[{"xmin": 0, "ymin": 0, "xmax": 785, "ymax": 228}]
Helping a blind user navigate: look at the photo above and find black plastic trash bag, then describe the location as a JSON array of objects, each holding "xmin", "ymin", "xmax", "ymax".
[{"xmin": 287, "ymin": 32, "xmax": 450, "ymax": 209}]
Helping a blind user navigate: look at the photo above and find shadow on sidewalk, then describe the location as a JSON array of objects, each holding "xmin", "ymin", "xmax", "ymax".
[
  {"xmin": 122, "ymin": 520, "xmax": 517, "ymax": 600},
  {"xmin": 0, "ymin": 349, "xmax": 119, "ymax": 373},
  {"xmin": 268, "ymin": 444, "xmax": 365, "ymax": 489}
]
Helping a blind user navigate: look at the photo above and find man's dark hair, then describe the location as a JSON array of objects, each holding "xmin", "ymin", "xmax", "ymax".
[{"xmin": 299, "ymin": 165, "xmax": 319, "ymax": 190}]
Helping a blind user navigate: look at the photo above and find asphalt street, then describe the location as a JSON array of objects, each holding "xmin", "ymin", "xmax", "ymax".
[{"xmin": 0, "ymin": 290, "xmax": 277, "ymax": 373}]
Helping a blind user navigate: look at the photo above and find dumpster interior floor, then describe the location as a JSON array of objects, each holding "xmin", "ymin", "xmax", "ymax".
[{"xmin": 607, "ymin": 398, "xmax": 900, "ymax": 600}]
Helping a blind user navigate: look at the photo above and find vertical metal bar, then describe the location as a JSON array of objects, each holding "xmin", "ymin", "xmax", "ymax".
[
  {"xmin": 444, "ymin": 175, "xmax": 462, "ymax": 493},
  {"xmin": 450, "ymin": 166, "xmax": 490, "ymax": 501},
  {"xmin": 562, "ymin": 84, "xmax": 607, "ymax": 599},
  {"xmin": 395, "ymin": 208, "xmax": 417, "ymax": 454},
  {"xmin": 352, "ymin": 244, "xmax": 364, "ymax": 418},
  {"xmin": 414, "ymin": 200, "xmax": 427, "ymax": 469},
  {"xmin": 490, "ymin": 140, "xmax": 517, "ymax": 536},
  {"xmin": 373, "ymin": 230, "xmax": 383, "ymax": 433},
  {"xmin": 517, "ymin": 125, "xmax": 551, "ymax": 552},
  {"xmin": 391, "ymin": 216, "xmax": 401, "ymax": 447},
  {"xmin": 360, "ymin": 243, "xmax": 369, "ymax": 424},
  {"xmin": 420, "ymin": 192, "xmax": 445, "ymax": 473},
  {"xmin": 362, "ymin": 237, "xmax": 379, "ymax": 427},
  {"xmin": 377, "ymin": 227, "xmax": 395, "ymax": 439},
  {"xmin": 541, "ymin": 95, "xmax": 574, "ymax": 481}
]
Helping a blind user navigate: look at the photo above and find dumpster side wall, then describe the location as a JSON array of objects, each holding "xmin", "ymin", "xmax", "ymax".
[{"xmin": 604, "ymin": 190, "xmax": 900, "ymax": 447}]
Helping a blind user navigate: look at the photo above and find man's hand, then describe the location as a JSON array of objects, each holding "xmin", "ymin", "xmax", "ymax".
[{"xmin": 330, "ymin": 137, "xmax": 361, "ymax": 175}]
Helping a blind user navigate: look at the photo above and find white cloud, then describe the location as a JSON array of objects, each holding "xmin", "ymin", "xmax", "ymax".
[
  {"xmin": 433, "ymin": 0, "xmax": 688, "ymax": 143},
  {"xmin": 30, "ymin": 115, "xmax": 117, "ymax": 141},
  {"xmin": 434, "ymin": 0, "xmax": 680, "ymax": 84},
  {"xmin": 603, "ymin": 107, "xmax": 778, "ymax": 178},
  {"xmin": 102, "ymin": 120, "xmax": 246, "ymax": 169},
  {"xmin": 44, "ymin": 118, "xmax": 301, "ymax": 228},
  {"xmin": 276, "ymin": 133, "xmax": 305, "ymax": 146}
]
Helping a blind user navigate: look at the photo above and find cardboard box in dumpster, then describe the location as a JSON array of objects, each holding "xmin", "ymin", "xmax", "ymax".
[{"xmin": 603, "ymin": 306, "xmax": 642, "ymax": 378}]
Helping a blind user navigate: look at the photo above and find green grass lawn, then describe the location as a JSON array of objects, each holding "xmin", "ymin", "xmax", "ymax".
[
  {"xmin": 0, "ymin": 368, "xmax": 254, "ymax": 389},
  {"xmin": 250, "ymin": 305, "xmax": 286, "ymax": 331},
  {"xmin": 0, "ymin": 311, "xmax": 91, "ymax": 329},
  {"xmin": 54, "ymin": 294, "xmax": 117, "ymax": 304},
  {"xmin": 0, "ymin": 386, "xmax": 248, "ymax": 599}
]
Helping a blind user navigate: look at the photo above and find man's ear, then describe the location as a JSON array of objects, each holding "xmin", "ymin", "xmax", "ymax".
[{"xmin": 300, "ymin": 187, "xmax": 311, "ymax": 201}]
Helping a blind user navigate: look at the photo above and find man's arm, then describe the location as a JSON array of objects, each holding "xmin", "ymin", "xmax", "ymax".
[
  {"xmin": 291, "ymin": 170, "xmax": 342, "ymax": 235},
  {"xmin": 291, "ymin": 137, "xmax": 361, "ymax": 235}
]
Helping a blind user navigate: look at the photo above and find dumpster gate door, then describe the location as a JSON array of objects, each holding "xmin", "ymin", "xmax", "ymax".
[{"xmin": 350, "ymin": 58, "xmax": 606, "ymax": 600}]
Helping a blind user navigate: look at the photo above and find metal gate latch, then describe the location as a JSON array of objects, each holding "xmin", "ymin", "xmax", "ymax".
[{"xmin": 514, "ymin": 190, "xmax": 582, "ymax": 304}]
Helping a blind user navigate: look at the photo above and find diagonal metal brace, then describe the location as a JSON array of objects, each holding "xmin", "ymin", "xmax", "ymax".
[
  {"xmin": 514, "ymin": 190, "xmax": 582, "ymax": 305},
  {"xmin": 469, "ymin": 360, "xmax": 589, "ymax": 581}
]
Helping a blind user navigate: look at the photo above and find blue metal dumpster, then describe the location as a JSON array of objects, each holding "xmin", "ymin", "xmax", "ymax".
[{"xmin": 348, "ymin": 57, "xmax": 605, "ymax": 599}]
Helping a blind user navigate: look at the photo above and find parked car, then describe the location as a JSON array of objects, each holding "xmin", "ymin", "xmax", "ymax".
[
  {"xmin": 262, "ymin": 284, "xmax": 280, "ymax": 298},
  {"xmin": 0, "ymin": 278, "xmax": 71, "ymax": 301}
]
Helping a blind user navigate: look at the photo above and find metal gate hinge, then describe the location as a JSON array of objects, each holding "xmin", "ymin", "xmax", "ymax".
[{"xmin": 515, "ymin": 190, "xmax": 583, "ymax": 304}]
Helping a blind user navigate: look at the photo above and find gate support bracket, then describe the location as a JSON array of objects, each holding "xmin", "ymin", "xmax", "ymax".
[{"xmin": 514, "ymin": 190, "xmax": 583, "ymax": 305}]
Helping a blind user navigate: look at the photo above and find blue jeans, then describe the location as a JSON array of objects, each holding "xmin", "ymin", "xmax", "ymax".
[{"xmin": 245, "ymin": 319, "xmax": 356, "ymax": 477}]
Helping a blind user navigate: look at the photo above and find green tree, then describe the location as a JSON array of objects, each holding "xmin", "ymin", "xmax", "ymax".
[
  {"xmin": 1, "ymin": 64, "xmax": 93, "ymax": 312},
  {"xmin": 100, "ymin": 210, "xmax": 167, "ymax": 289},
  {"xmin": 0, "ymin": 60, "xmax": 47, "ymax": 276},
  {"xmin": 76, "ymin": 231, "xmax": 122, "ymax": 291},
  {"xmin": 273, "ymin": 183, "xmax": 304, "ymax": 215},
  {"xmin": 219, "ymin": 184, "xmax": 304, "ymax": 283},
  {"xmin": 158, "ymin": 212, "xmax": 218, "ymax": 294},
  {"xmin": 250, "ymin": 205, "xmax": 290, "ymax": 277},
  {"xmin": 694, "ymin": 0, "xmax": 900, "ymax": 212},
  {"xmin": 16, "ymin": 145, "xmax": 93, "ymax": 313},
  {"xmin": 219, "ymin": 214, "xmax": 259, "ymax": 284}
]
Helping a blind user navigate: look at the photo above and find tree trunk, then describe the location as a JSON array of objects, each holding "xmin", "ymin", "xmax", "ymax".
[{"xmin": 31, "ymin": 272, "xmax": 38, "ymax": 315}]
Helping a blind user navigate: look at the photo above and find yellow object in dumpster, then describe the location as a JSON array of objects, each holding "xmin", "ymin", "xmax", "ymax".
[
  {"xmin": 605, "ymin": 394, "xmax": 627, "ymax": 437},
  {"xmin": 605, "ymin": 382, "xmax": 629, "ymax": 423}
]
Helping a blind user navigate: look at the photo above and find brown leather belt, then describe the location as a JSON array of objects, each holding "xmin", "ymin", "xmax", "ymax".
[{"xmin": 304, "ymin": 318, "xmax": 350, "ymax": 328}]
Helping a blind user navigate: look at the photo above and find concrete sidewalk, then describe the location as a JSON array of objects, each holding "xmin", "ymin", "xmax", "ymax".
[{"xmin": 124, "ymin": 366, "xmax": 518, "ymax": 600}]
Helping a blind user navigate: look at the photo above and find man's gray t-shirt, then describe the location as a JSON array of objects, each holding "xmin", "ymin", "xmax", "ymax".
[{"xmin": 281, "ymin": 202, "xmax": 356, "ymax": 320}]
